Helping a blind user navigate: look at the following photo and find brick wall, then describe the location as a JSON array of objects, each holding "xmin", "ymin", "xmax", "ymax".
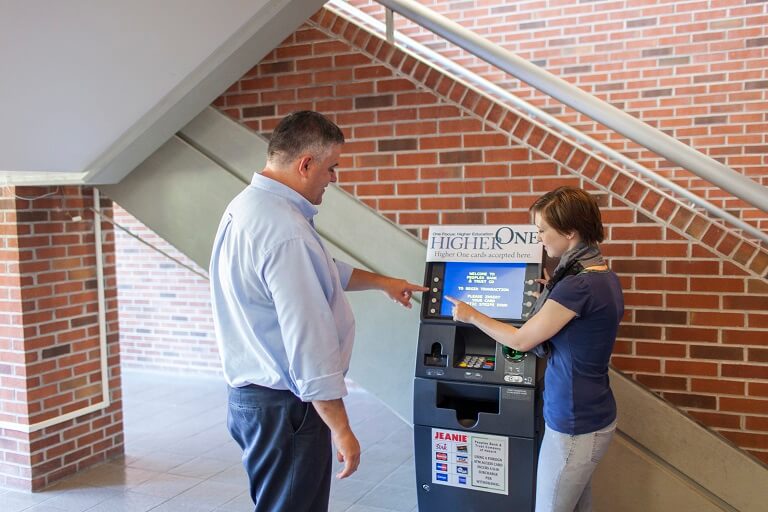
[
  {"xmin": 350, "ymin": 0, "xmax": 768, "ymax": 232},
  {"xmin": 205, "ymin": 7, "xmax": 768, "ymax": 464},
  {"xmin": 112, "ymin": 204, "xmax": 219, "ymax": 375},
  {"xmin": 0, "ymin": 186, "xmax": 122, "ymax": 491},
  {"xmin": 106, "ymin": 3, "xmax": 768, "ymax": 463}
]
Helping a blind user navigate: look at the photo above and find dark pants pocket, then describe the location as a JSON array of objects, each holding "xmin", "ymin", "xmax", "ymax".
[{"xmin": 227, "ymin": 386, "xmax": 332, "ymax": 512}]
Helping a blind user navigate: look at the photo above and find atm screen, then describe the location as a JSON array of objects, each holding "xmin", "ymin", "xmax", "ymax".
[{"xmin": 440, "ymin": 262, "xmax": 528, "ymax": 320}]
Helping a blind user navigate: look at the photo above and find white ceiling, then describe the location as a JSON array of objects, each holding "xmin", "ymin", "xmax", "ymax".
[{"xmin": 0, "ymin": 0, "xmax": 326, "ymax": 184}]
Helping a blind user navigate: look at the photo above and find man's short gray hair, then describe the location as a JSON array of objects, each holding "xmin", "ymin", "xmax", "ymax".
[{"xmin": 267, "ymin": 111, "xmax": 345, "ymax": 166}]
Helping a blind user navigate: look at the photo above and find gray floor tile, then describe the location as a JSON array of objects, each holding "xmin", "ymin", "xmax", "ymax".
[
  {"xmin": 81, "ymin": 491, "xmax": 167, "ymax": 511},
  {"xmin": 329, "ymin": 501, "xmax": 353, "ymax": 512},
  {"xmin": 1, "ymin": 490, "xmax": 56, "ymax": 512},
  {"xmin": 142, "ymin": 500, "xmax": 211, "ymax": 512},
  {"xmin": 344, "ymin": 505, "xmax": 400, "ymax": 512},
  {"xmin": 356, "ymin": 483, "xmax": 417, "ymax": 511},
  {"xmin": 30, "ymin": 485, "xmax": 119, "ymax": 511},
  {"xmin": 205, "ymin": 464, "xmax": 248, "ymax": 488},
  {"xmin": 213, "ymin": 492, "xmax": 253, "ymax": 512},
  {"xmin": 62, "ymin": 463, "xmax": 160, "ymax": 491},
  {"xmin": 18, "ymin": 504, "xmax": 69, "ymax": 512},
  {"xmin": 362, "ymin": 441, "xmax": 414, "ymax": 468},
  {"xmin": 330, "ymin": 476, "xmax": 376, "ymax": 504},
  {"xmin": 166, "ymin": 456, "xmax": 234, "ymax": 479},
  {"xmin": 379, "ymin": 458, "xmax": 416, "ymax": 489},
  {"xmin": 0, "ymin": 370, "xmax": 417, "ymax": 512},
  {"xmin": 124, "ymin": 450, "xmax": 197, "ymax": 474},
  {"xmin": 129, "ymin": 473, "xmax": 202, "ymax": 498},
  {"xmin": 162, "ymin": 479, "xmax": 243, "ymax": 509},
  {"xmin": 347, "ymin": 460, "xmax": 404, "ymax": 484}
]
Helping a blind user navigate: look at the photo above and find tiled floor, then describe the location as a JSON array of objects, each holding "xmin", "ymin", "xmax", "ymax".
[{"xmin": 1, "ymin": 370, "xmax": 417, "ymax": 512}]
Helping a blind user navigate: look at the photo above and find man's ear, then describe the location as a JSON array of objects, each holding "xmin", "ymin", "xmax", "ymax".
[{"xmin": 297, "ymin": 155, "xmax": 312, "ymax": 177}]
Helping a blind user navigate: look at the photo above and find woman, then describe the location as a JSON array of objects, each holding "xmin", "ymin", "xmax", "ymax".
[{"xmin": 446, "ymin": 186, "xmax": 624, "ymax": 512}]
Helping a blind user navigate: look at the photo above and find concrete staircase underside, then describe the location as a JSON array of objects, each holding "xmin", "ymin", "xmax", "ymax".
[{"xmin": 102, "ymin": 107, "xmax": 768, "ymax": 512}]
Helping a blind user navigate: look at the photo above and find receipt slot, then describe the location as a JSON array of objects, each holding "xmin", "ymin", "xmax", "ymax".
[{"xmin": 414, "ymin": 225, "xmax": 545, "ymax": 512}]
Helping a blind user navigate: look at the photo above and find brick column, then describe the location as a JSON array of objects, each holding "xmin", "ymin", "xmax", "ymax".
[{"xmin": 0, "ymin": 186, "xmax": 123, "ymax": 491}]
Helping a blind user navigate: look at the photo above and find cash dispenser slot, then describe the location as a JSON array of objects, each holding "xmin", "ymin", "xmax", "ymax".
[
  {"xmin": 414, "ymin": 378, "xmax": 535, "ymax": 437},
  {"xmin": 436, "ymin": 381, "xmax": 498, "ymax": 428}
]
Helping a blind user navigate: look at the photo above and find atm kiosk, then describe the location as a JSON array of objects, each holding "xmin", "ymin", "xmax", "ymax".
[{"xmin": 414, "ymin": 225, "xmax": 545, "ymax": 512}]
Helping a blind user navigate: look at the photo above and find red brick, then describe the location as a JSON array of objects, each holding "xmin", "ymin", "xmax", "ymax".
[
  {"xmin": 635, "ymin": 243, "xmax": 688, "ymax": 258},
  {"xmin": 723, "ymin": 295, "xmax": 768, "ymax": 311},
  {"xmin": 636, "ymin": 342, "xmax": 686, "ymax": 358},
  {"xmin": 664, "ymin": 392, "xmax": 716, "ymax": 410},
  {"xmin": 750, "ymin": 314, "xmax": 768, "ymax": 328},
  {"xmin": 418, "ymin": 168, "xmax": 461, "ymax": 180},
  {"xmin": 749, "ymin": 382, "xmax": 768, "ymax": 398},
  {"xmin": 396, "ymin": 152, "xmax": 437, "ymax": 166},
  {"xmin": 624, "ymin": 292, "xmax": 663, "ymax": 308},
  {"xmin": 399, "ymin": 212, "xmax": 439, "ymax": 225},
  {"xmin": 665, "ymin": 360, "xmax": 718, "ymax": 376},
  {"xmin": 355, "ymin": 184, "xmax": 394, "ymax": 196},
  {"xmin": 635, "ymin": 373, "xmax": 687, "ymax": 391},
  {"xmin": 484, "ymin": 180, "xmax": 531, "ymax": 193},
  {"xmin": 439, "ymin": 181, "xmax": 483, "ymax": 194},
  {"xmin": 665, "ymin": 260, "xmax": 719, "ymax": 275},
  {"xmin": 690, "ymin": 278, "xmax": 745, "ymax": 293},
  {"xmin": 690, "ymin": 345, "xmax": 744, "ymax": 361},
  {"xmin": 634, "ymin": 276, "xmax": 688, "ymax": 291},
  {"xmin": 420, "ymin": 197, "xmax": 462, "ymax": 210},
  {"xmin": 465, "ymin": 196, "xmax": 509, "ymax": 210},
  {"xmin": 441, "ymin": 212, "xmax": 485, "ymax": 224},
  {"xmin": 666, "ymin": 293, "xmax": 719, "ymax": 309},
  {"xmin": 611, "ymin": 356, "xmax": 660, "ymax": 373},
  {"xmin": 691, "ymin": 378, "xmax": 745, "ymax": 396},
  {"xmin": 721, "ymin": 398, "xmax": 768, "ymax": 415},
  {"xmin": 463, "ymin": 133, "xmax": 509, "ymax": 148},
  {"xmin": 397, "ymin": 183, "xmax": 438, "ymax": 195},
  {"xmin": 688, "ymin": 411, "xmax": 742, "ymax": 429},
  {"xmin": 610, "ymin": 226, "xmax": 662, "ymax": 240},
  {"xmin": 691, "ymin": 311, "xmax": 745, "ymax": 327},
  {"xmin": 483, "ymin": 148, "xmax": 530, "ymax": 163}
]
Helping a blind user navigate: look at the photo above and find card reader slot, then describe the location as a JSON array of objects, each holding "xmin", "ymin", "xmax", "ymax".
[{"xmin": 424, "ymin": 342, "xmax": 448, "ymax": 367}]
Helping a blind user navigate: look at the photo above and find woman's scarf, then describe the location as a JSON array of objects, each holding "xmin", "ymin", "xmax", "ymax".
[{"xmin": 530, "ymin": 242, "xmax": 605, "ymax": 358}]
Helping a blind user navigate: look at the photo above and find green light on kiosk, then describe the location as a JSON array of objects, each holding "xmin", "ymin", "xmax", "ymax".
[{"xmin": 503, "ymin": 346, "xmax": 525, "ymax": 361}]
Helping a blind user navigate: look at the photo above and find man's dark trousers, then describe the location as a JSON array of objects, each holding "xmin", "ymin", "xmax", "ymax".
[{"xmin": 227, "ymin": 385, "xmax": 333, "ymax": 512}]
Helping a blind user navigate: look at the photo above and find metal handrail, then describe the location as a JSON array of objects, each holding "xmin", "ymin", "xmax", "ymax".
[
  {"xmin": 377, "ymin": 0, "xmax": 768, "ymax": 212},
  {"xmin": 327, "ymin": 0, "xmax": 768, "ymax": 246}
]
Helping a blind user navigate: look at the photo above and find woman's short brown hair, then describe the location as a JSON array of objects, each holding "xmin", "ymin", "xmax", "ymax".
[{"xmin": 530, "ymin": 186, "xmax": 605, "ymax": 245}]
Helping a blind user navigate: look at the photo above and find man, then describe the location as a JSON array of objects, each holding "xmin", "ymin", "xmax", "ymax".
[{"xmin": 209, "ymin": 110, "xmax": 426, "ymax": 512}]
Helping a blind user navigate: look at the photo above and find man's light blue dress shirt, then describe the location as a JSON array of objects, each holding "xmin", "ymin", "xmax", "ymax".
[{"xmin": 210, "ymin": 173, "xmax": 355, "ymax": 401}]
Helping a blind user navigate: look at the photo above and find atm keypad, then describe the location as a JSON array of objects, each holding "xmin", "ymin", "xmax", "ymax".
[{"xmin": 457, "ymin": 355, "xmax": 495, "ymax": 370}]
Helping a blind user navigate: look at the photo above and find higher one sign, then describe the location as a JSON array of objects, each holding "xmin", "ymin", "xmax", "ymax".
[{"xmin": 426, "ymin": 225, "xmax": 542, "ymax": 263}]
